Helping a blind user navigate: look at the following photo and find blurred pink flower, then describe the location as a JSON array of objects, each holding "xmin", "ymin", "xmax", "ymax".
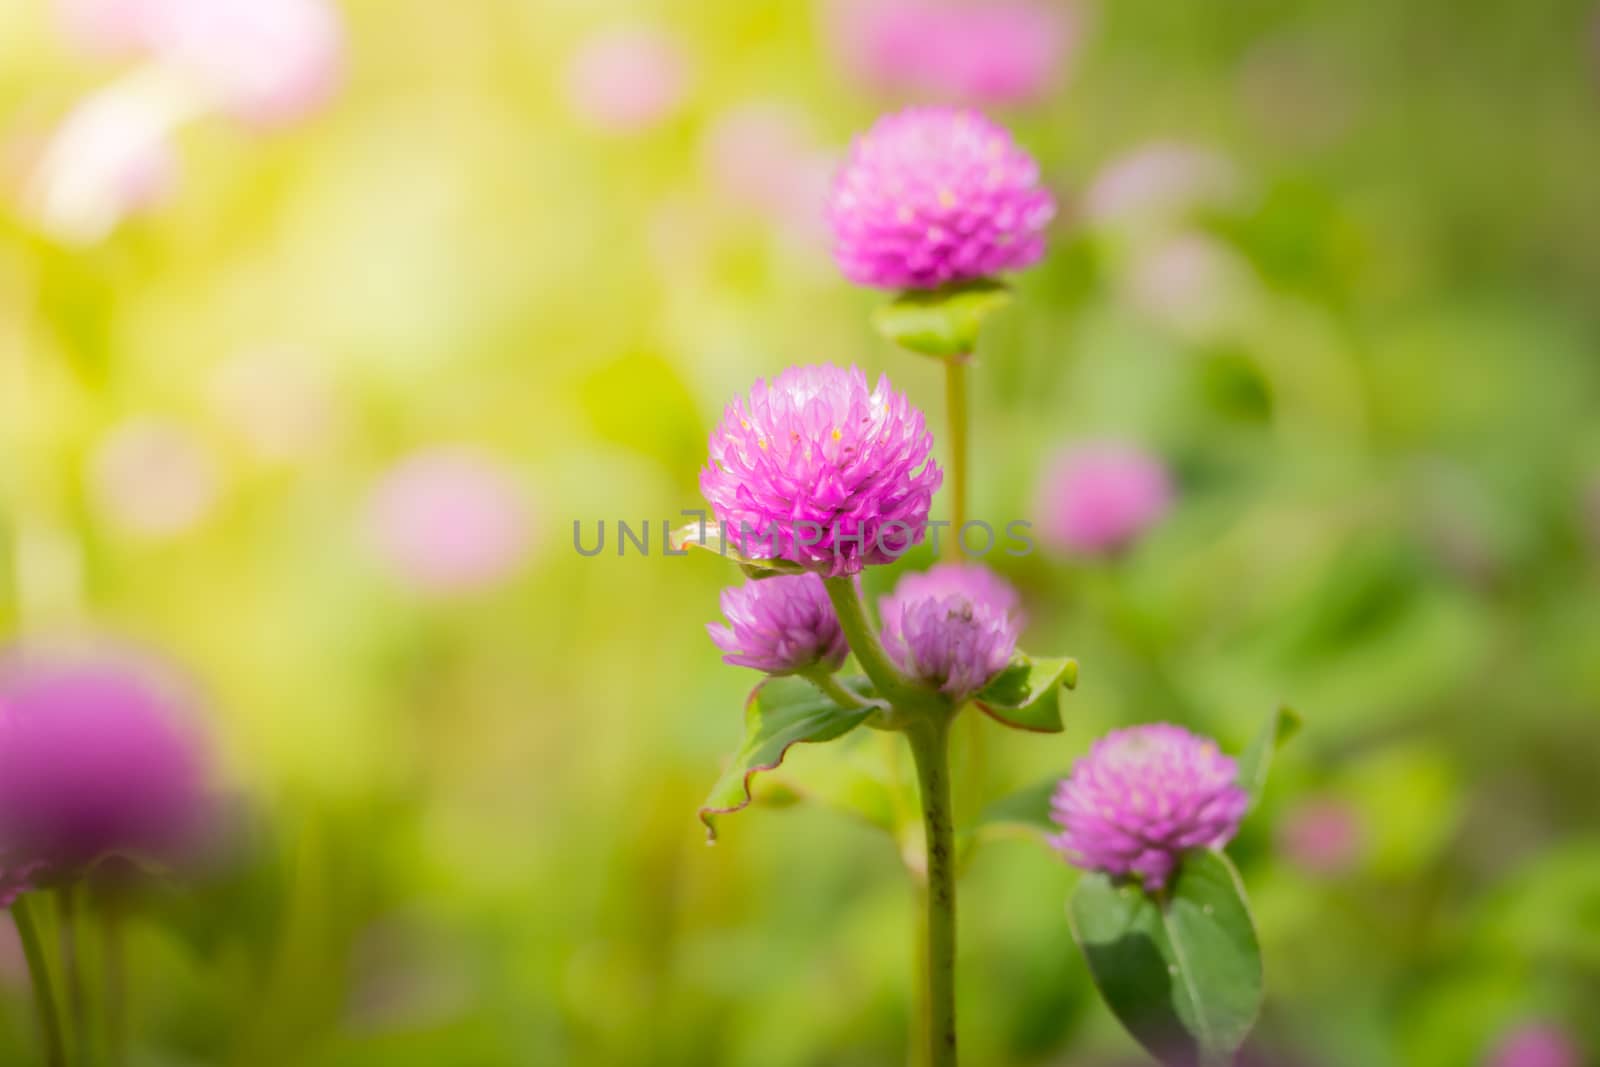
[
  {"xmin": 145, "ymin": 0, "xmax": 345, "ymax": 128},
  {"xmin": 828, "ymin": 0, "xmax": 1080, "ymax": 108},
  {"xmin": 699, "ymin": 101, "xmax": 836, "ymax": 243},
  {"xmin": 1277, "ymin": 798, "xmax": 1362, "ymax": 876},
  {"xmin": 1081, "ymin": 142, "xmax": 1242, "ymax": 230},
  {"xmin": 89, "ymin": 418, "xmax": 220, "ymax": 540},
  {"xmin": 208, "ymin": 345, "xmax": 339, "ymax": 463},
  {"xmin": 1487, "ymin": 1023, "xmax": 1582, "ymax": 1067},
  {"xmin": 26, "ymin": 86, "xmax": 178, "ymax": 245},
  {"xmin": 1123, "ymin": 233, "xmax": 1256, "ymax": 343},
  {"xmin": 54, "ymin": 0, "xmax": 163, "ymax": 56},
  {"xmin": 364, "ymin": 448, "xmax": 534, "ymax": 596},
  {"xmin": 564, "ymin": 27, "xmax": 690, "ymax": 134},
  {"xmin": 1034, "ymin": 442, "xmax": 1173, "ymax": 555}
]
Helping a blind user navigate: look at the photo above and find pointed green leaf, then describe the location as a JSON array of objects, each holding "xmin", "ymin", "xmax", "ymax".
[
  {"xmin": 699, "ymin": 675, "xmax": 877, "ymax": 841},
  {"xmin": 670, "ymin": 521, "xmax": 807, "ymax": 578},
  {"xmin": 871, "ymin": 278, "xmax": 1014, "ymax": 359},
  {"xmin": 974, "ymin": 654, "xmax": 1077, "ymax": 733},
  {"xmin": 1236, "ymin": 705, "xmax": 1302, "ymax": 808},
  {"xmin": 975, "ymin": 776, "xmax": 1061, "ymax": 837},
  {"xmin": 1069, "ymin": 851, "xmax": 1263, "ymax": 1066}
]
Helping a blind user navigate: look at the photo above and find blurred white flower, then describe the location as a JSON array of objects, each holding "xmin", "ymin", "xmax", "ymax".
[
  {"xmin": 89, "ymin": 418, "xmax": 221, "ymax": 540},
  {"xmin": 1081, "ymin": 141, "xmax": 1243, "ymax": 234},
  {"xmin": 1123, "ymin": 232, "xmax": 1260, "ymax": 345}
]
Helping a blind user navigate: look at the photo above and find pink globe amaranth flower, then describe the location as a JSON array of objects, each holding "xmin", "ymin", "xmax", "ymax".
[
  {"xmin": 708, "ymin": 574, "xmax": 849, "ymax": 675},
  {"xmin": 0, "ymin": 645, "xmax": 210, "ymax": 883},
  {"xmin": 879, "ymin": 562, "xmax": 1020, "ymax": 700},
  {"xmin": 1049, "ymin": 724, "xmax": 1249, "ymax": 891},
  {"xmin": 1277, "ymin": 798, "xmax": 1362, "ymax": 876},
  {"xmin": 701, "ymin": 364, "xmax": 942, "ymax": 577},
  {"xmin": 564, "ymin": 26, "xmax": 690, "ymax": 134},
  {"xmin": 89, "ymin": 418, "xmax": 220, "ymax": 539},
  {"xmin": 827, "ymin": 106, "xmax": 1056, "ymax": 289},
  {"xmin": 1035, "ymin": 442, "xmax": 1174, "ymax": 555},
  {"xmin": 364, "ymin": 448, "xmax": 534, "ymax": 597},
  {"xmin": 828, "ymin": 0, "xmax": 1078, "ymax": 109},
  {"xmin": 1487, "ymin": 1023, "xmax": 1583, "ymax": 1067},
  {"xmin": 145, "ymin": 0, "xmax": 344, "ymax": 128}
]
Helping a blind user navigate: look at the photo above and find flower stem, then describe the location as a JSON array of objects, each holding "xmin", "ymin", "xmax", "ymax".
[
  {"xmin": 944, "ymin": 358, "xmax": 969, "ymax": 558},
  {"xmin": 102, "ymin": 901, "xmax": 126, "ymax": 1067},
  {"xmin": 13, "ymin": 895, "xmax": 67, "ymax": 1067},
  {"xmin": 801, "ymin": 668, "xmax": 879, "ymax": 712},
  {"xmin": 822, "ymin": 577, "xmax": 941, "ymax": 713},
  {"xmin": 57, "ymin": 888, "xmax": 88, "ymax": 1065},
  {"xmin": 905, "ymin": 715, "xmax": 958, "ymax": 1067}
]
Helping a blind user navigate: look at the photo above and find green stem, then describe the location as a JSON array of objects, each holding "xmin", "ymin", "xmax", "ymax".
[
  {"xmin": 102, "ymin": 902, "xmax": 125, "ymax": 1067},
  {"xmin": 943, "ymin": 358, "xmax": 969, "ymax": 557},
  {"xmin": 57, "ymin": 889, "xmax": 88, "ymax": 1065},
  {"xmin": 822, "ymin": 577, "xmax": 941, "ymax": 713},
  {"xmin": 801, "ymin": 669, "xmax": 879, "ymax": 711},
  {"xmin": 13, "ymin": 896, "xmax": 67, "ymax": 1067},
  {"xmin": 906, "ymin": 717, "xmax": 958, "ymax": 1067}
]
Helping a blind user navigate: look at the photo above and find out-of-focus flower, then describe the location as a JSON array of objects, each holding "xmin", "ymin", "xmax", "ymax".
[
  {"xmin": 699, "ymin": 101, "xmax": 836, "ymax": 244},
  {"xmin": 700, "ymin": 364, "xmax": 941, "ymax": 576},
  {"xmin": 1123, "ymin": 232, "xmax": 1258, "ymax": 344},
  {"xmin": 208, "ymin": 345, "xmax": 339, "ymax": 463},
  {"xmin": 1034, "ymin": 442, "xmax": 1173, "ymax": 555},
  {"xmin": 89, "ymin": 418, "xmax": 221, "ymax": 540},
  {"xmin": 827, "ymin": 0, "xmax": 1080, "ymax": 108},
  {"xmin": 828, "ymin": 106, "xmax": 1055, "ymax": 289},
  {"xmin": 1081, "ymin": 141, "xmax": 1242, "ymax": 232},
  {"xmin": 1277, "ymin": 798, "xmax": 1362, "ymax": 876},
  {"xmin": 54, "ymin": 0, "xmax": 162, "ymax": 56},
  {"xmin": 708, "ymin": 574, "xmax": 848, "ymax": 675},
  {"xmin": 0, "ymin": 645, "xmax": 210, "ymax": 883},
  {"xmin": 26, "ymin": 86, "xmax": 179, "ymax": 245},
  {"xmin": 144, "ymin": 0, "xmax": 345, "ymax": 128},
  {"xmin": 1049, "ymin": 724, "xmax": 1248, "ymax": 890},
  {"xmin": 364, "ymin": 447, "xmax": 534, "ymax": 596},
  {"xmin": 879, "ymin": 562, "xmax": 1019, "ymax": 699},
  {"xmin": 564, "ymin": 27, "xmax": 690, "ymax": 134},
  {"xmin": 1486, "ymin": 1023, "xmax": 1583, "ymax": 1067}
]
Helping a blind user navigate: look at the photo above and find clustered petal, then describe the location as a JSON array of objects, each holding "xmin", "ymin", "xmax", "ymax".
[
  {"xmin": 880, "ymin": 562, "xmax": 1020, "ymax": 700},
  {"xmin": 827, "ymin": 106, "xmax": 1056, "ymax": 289},
  {"xmin": 0, "ymin": 645, "xmax": 210, "ymax": 884},
  {"xmin": 700, "ymin": 364, "xmax": 942, "ymax": 576},
  {"xmin": 707, "ymin": 574, "xmax": 848, "ymax": 675},
  {"xmin": 1049, "ymin": 724, "xmax": 1248, "ymax": 890}
]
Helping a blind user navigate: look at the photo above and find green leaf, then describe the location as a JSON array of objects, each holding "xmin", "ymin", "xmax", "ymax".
[
  {"xmin": 699, "ymin": 675, "xmax": 878, "ymax": 841},
  {"xmin": 974, "ymin": 777, "xmax": 1060, "ymax": 837},
  {"xmin": 1069, "ymin": 851, "xmax": 1263, "ymax": 1066},
  {"xmin": 670, "ymin": 521, "xmax": 806, "ymax": 578},
  {"xmin": 974, "ymin": 654, "xmax": 1077, "ymax": 733},
  {"xmin": 1236, "ymin": 705, "xmax": 1302, "ymax": 807},
  {"xmin": 871, "ymin": 278, "xmax": 1014, "ymax": 359}
]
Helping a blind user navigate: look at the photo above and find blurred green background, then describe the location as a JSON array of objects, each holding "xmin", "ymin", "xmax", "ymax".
[{"xmin": 2, "ymin": 0, "xmax": 1599, "ymax": 1064}]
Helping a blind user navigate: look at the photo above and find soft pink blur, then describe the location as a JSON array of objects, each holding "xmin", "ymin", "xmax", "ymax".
[
  {"xmin": 828, "ymin": 0, "xmax": 1079, "ymax": 108},
  {"xmin": 363, "ymin": 448, "xmax": 534, "ymax": 596},
  {"xmin": 1487, "ymin": 1023, "xmax": 1583, "ymax": 1067},
  {"xmin": 564, "ymin": 27, "xmax": 691, "ymax": 134},
  {"xmin": 699, "ymin": 101, "xmax": 836, "ymax": 244},
  {"xmin": 1277, "ymin": 797, "xmax": 1363, "ymax": 876},
  {"xmin": 54, "ymin": 0, "xmax": 162, "ymax": 55},
  {"xmin": 89, "ymin": 418, "xmax": 221, "ymax": 540},
  {"xmin": 1081, "ymin": 141, "xmax": 1242, "ymax": 229},
  {"xmin": 1034, "ymin": 442, "xmax": 1174, "ymax": 555},
  {"xmin": 208, "ymin": 345, "xmax": 340, "ymax": 463}
]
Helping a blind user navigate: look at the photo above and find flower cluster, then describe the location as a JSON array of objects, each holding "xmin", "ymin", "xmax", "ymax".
[
  {"xmin": 708, "ymin": 574, "xmax": 848, "ymax": 675},
  {"xmin": 0, "ymin": 645, "xmax": 210, "ymax": 890},
  {"xmin": 880, "ymin": 563, "xmax": 1020, "ymax": 700},
  {"xmin": 700, "ymin": 364, "xmax": 941, "ymax": 576},
  {"xmin": 827, "ymin": 107, "xmax": 1056, "ymax": 289},
  {"xmin": 1049, "ymin": 724, "xmax": 1247, "ymax": 890}
]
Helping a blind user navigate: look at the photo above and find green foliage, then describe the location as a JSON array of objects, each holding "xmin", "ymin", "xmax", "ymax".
[
  {"xmin": 871, "ymin": 279, "xmax": 1014, "ymax": 359},
  {"xmin": 1236, "ymin": 705, "xmax": 1302, "ymax": 808},
  {"xmin": 1069, "ymin": 852, "xmax": 1263, "ymax": 1066},
  {"xmin": 975, "ymin": 654, "xmax": 1078, "ymax": 733}
]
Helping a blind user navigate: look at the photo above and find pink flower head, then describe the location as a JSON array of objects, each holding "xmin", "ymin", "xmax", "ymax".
[
  {"xmin": 89, "ymin": 418, "xmax": 220, "ymax": 539},
  {"xmin": 827, "ymin": 106, "xmax": 1055, "ymax": 289},
  {"xmin": 1050, "ymin": 724, "xmax": 1248, "ymax": 890},
  {"xmin": 1487, "ymin": 1024, "xmax": 1583, "ymax": 1067},
  {"xmin": 708, "ymin": 574, "xmax": 848, "ymax": 675},
  {"xmin": 1277, "ymin": 798, "xmax": 1362, "ymax": 876},
  {"xmin": 1081, "ymin": 141, "xmax": 1242, "ymax": 230},
  {"xmin": 364, "ymin": 448, "xmax": 534, "ymax": 597},
  {"xmin": 1035, "ymin": 442, "xmax": 1173, "ymax": 555},
  {"xmin": 829, "ymin": 0, "xmax": 1077, "ymax": 108},
  {"xmin": 145, "ymin": 0, "xmax": 345, "ymax": 128},
  {"xmin": 879, "ymin": 562, "xmax": 1019, "ymax": 700},
  {"xmin": 564, "ymin": 27, "xmax": 690, "ymax": 134},
  {"xmin": 54, "ymin": 0, "xmax": 162, "ymax": 56},
  {"xmin": 700, "ymin": 364, "xmax": 942, "ymax": 577},
  {"xmin": 0, "ymin": 644, "xmax": 210, "ymax": 883}
]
